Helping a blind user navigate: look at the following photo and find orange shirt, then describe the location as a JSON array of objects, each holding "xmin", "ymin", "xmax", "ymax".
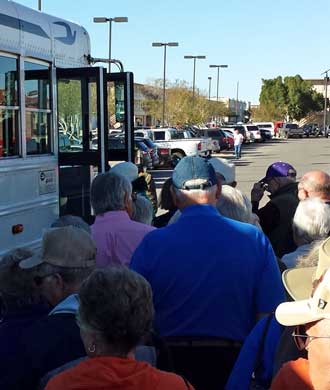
[
  {"xmin": 271, "ymin": 358, "xmax": 313, "ymax": 390},
  {"xmin": 46, "ymin": 356, "xmax": 194, "ymax": 390}
]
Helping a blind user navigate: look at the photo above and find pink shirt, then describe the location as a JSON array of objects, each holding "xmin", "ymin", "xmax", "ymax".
[{"xmin": 92, "ymin": 211, "xmax": 155, "ymax": 267}]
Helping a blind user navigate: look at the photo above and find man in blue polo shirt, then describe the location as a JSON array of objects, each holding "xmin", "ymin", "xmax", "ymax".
[{"xmin": 131, "ymin": 156, "xmax": 284, "ymax": 342}]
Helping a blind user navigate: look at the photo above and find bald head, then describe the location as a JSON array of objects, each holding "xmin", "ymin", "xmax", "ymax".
[{"xmin": 298, "ymin": 170, "xmax": 330, "ymax": 201}]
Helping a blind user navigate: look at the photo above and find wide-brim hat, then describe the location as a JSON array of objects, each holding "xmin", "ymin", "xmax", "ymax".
[
  {"xmin": 276, "ymin": 267, "xmax": 330, "ymax": 326},
  {"xmin": 281, "ymin": 236, "xmax": 330, "ymax": 301}
]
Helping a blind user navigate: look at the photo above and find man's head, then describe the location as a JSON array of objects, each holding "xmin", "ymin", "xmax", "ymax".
[
  {"xmin": 260, "ymin": 161, "xmax": 297, "ymax": 194},
  {"xmin": 110, "ymin": 162, "xmax": 139, "ymax": 183},
  {"xmin": 292, "ymin": 198, "xmax": 330, "ymax": 246},
  {"xmin": 276, "ymin": 267, "xmax": 330, "ymax": 390},
  {"xmin": 19, "ymin": 226, "xmax": 96, "ymax": 306},
  {"xmin": 0, "ymin": 248, "xmax": 41, "ymax": 312},
  {"xmin": 91, "ymin": 172, "xmax": 133, "ymax": 217},
  {"xmin": 298, "ymin": 170, "xmax": 330, "ymax": 202},
  {"xmin": 171, "ymin": 156, "xmax": 221, "ymax": 209},
  {"xmin": 208, "ymin": 157, "xmax": 237, "ymax": 187}
]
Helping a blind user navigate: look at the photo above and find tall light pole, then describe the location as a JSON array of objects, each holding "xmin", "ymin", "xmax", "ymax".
[
  {"xmin": 93, "ymin": 16, "xmax": 128, "ymax": 73},
  {"xmin": 152, "ymin": 42, "xmax": 179, "ymax": 127},
  {"xmin": 321, "ymin": 68, "xmax": 330, "ymax": 138},
  {"xmin": 209, "ymin": 64, "xmax": 228, "ymax": 102},
  {"xmin": 208, "ymin": 77, "xmax": 212, "ymax": 100},
  {"xmin": 184, "ymin": 55, "xmax": 206, "ymax": 100},
  {"xmin": 38, "ymin": 0, "xmax": 41, "ymax": 10}
]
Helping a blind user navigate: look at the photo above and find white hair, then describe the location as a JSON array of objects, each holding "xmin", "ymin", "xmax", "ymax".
[
  {"xmin": 131, "ymin": 195, "xmax": 154, "ymax": 225},
  {"xmin": 216, "ymin": 185, "xmax": 254, "ymax": 224},
  {"xmin": 91, "ymin": 173, "xmax": 132, "ymax": 215},
  {"xmin": 173, "ymin": 185, "xmax": 218, "ymax": 203},
  {"xmin": 293, "ymin": 198, "xmax": 330, "ymax": 245}
]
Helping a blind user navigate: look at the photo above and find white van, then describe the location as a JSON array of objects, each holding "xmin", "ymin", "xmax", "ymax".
[{"xmin": 253, "ymin": 122, "xmax": 275, "ymax": 136}]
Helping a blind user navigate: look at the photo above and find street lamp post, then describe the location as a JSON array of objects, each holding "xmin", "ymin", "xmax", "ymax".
[
  {"xmin": 322, "ymin": 68, "xmax": 330, "ymax": 138},
  {"xmin": 184, "ymin": 55, "xmax": 206, "ymax": 100},
  {"xmin": 152, "ymin": 42, "xmax": 179, "ymax": 127},
  {"xmin": 38, "ymin": 0, "xmax": 41, "ymax": 10},
  {"xmin": 93, "ymin": 16, "xmax": 128, "ymax": 73},
  {"xmin": 208, "ymin": 77, "xmax": 212, "ymax": 100},
  {"xmin": 209, "ymin": 64, "xmax": 228, "ymax": 102}
]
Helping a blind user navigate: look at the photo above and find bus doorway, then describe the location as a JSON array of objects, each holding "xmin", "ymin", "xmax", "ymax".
[{"xmin": 57, "ymin": 67, "xmax": 134, "ymax": 223}]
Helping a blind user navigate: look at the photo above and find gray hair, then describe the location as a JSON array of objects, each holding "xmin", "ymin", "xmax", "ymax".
[
  {"xmin": 51, "ymin": 215, "xmax": 91, "ymax": 234},
  {"xmin": 132, "ymin": 195, "xmax": 154, "ymax": 225},
  {"xmin": 296, "ymin": 239, "xmax": 324, "ymax": 268},
  {"xmin": 34, "ymin": 262, "xmax": 94, "ymax": 286},
  {"xmin": 91, "ymin": 172, "xmax": 132, "ymax": 215},
  {"xmin": 173, "ymin": 185, "xmax": 218, "ymax": 203},
  {"xmin": 0, "ymin": 248, "xmax": 40, "ymax": 306},
  {"xmin": 78, "ymin": 267, "xmax": 153, "ymax": 355},
  {"xmin": 216, "ymin": 185, "xmax": 254, "ymax": 224},
  {"xmin": 293, "ymin": 198, "xmax": 330, "ymax": 245}
]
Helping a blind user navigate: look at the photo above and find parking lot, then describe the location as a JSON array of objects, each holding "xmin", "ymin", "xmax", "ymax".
[{"xmin": 151, "ymin": 137, "xmax": 330, "ymax": 201}]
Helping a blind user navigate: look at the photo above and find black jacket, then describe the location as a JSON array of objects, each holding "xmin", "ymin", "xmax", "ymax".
[{"xmin": 0, "ymin": 313, "xmax": 85, "ymax": 390}]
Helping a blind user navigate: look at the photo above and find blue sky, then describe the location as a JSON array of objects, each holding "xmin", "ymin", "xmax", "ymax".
[{"xmin": 16, "ymin": 0, "xmax": 330, "ymax": 103}]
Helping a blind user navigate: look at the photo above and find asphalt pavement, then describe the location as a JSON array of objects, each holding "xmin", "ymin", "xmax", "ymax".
[{"xmin": 151, "ymin": 137, "xmax": 330, "ymax": 202}]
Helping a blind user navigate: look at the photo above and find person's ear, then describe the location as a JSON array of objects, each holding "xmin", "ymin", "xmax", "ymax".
[
  {"xmin": 170, "ymin": 185, "xmax": 179, "ymax": 207},
  {"xmin": 216, "ymin": 182, "xmax": 222, "ymax": 200},
  {"xmin": 298, "ymin": 188, "xmax": 308, "ymax": 201},
  {"xmin": 124, "ymin": 192, "xmax": 133, "ymax": 217}
]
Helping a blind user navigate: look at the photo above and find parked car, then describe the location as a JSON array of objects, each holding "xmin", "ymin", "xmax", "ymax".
[
  {"xmin": 303, "ymin": 123, "xmax": 320, "ymax": 137},
  {"xmin": 258, "ymin": 128, "xmax": 272, "ymax": 141},
  {"xmin": 244, "ymin": 125, "xmax": 262, "ymax": 142},
  {"xmin": 253, "ymin": 122, "xmax": 275, "ymax": 137},
  {"xmin": 195, "ymin": 128, "xmax": 233, "ymax": 151},
  {"xmin": 221, "ymin": 125, "xmax": 253, "ymax": 143},
  {"xmin": 279, "ymin": 123, "xmax": 304, "ymax": 138}
]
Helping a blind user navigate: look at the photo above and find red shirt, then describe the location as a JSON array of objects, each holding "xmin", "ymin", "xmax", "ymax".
[
  {"xmin": 271, "ymin": 358, "xmax": 313, "ymax": 390},
  {"xmin": 46, "ymin": 356, "xmax": 194, "ymax": 390}
]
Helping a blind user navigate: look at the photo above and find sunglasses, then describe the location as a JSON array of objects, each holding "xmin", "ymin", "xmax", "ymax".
[{"xmin": 292, "ymin": 325, "xmax": 330, "ymax": 350}]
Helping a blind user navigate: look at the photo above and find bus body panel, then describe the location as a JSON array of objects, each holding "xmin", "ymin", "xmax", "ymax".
[
  {"xmin": 0, "ymin": 157, "xmax": 58, "ymax": 255},
  {"xmin": 0, "ymin": 0, "xmax": 90, "ymax": 67}
]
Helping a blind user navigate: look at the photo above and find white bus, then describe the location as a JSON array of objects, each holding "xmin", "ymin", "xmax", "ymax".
[{"xmin": 0, "ymin": 0, "xmax": 134, "ymax": 255}]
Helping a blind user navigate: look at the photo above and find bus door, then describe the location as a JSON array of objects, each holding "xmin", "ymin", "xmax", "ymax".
[
  {"xmin": 105, "ymin": 72, "xmax": 134, "ymax": 164},
  {"xmin": 56, "ymin": 67, "xmax": 108, "ymax": 224}
]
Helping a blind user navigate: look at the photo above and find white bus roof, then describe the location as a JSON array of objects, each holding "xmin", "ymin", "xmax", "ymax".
[{"xmin": 0, "ymin": 0, "xmax": 91, "ymax": 67}]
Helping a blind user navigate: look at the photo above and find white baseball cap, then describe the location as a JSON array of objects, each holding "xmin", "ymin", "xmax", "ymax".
[
  {"xmin": 208, "ymin": 157, "xmax": 236, "ymax": 185},
  {"xmin": 276, "ymin": 266, "xmax": 330, "ymax": 327}
]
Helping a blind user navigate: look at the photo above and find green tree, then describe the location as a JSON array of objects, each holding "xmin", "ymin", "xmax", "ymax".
[{"xmin": 257, "ymin": 75, "xmax": 324, "ymax": 122}]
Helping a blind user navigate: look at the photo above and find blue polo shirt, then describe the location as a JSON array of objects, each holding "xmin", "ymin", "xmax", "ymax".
[{"xmin": 131, "ymin": 204, "xmax": 284, "ymax": 341}]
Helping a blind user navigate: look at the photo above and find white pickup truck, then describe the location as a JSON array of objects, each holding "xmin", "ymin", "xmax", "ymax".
[
  {"xmin": 151, "ymin": 128, "xmax": 210, "ymax": 161},
  {"xmin": 136, "ymin": 128, "xmax": 211, "ymax": 162}
]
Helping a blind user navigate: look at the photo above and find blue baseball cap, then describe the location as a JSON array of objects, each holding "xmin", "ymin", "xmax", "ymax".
[
  {"xmin": 261, "ymin": 161, "xmax": 296, "ymax": 182},
  {"xmin": 172, "ymin": 156, "xmax": 218, "ymax": 190}
]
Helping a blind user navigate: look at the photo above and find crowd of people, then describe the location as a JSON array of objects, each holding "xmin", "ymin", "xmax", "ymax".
[{"xmin": 1, "ymin": 156, "xmax": 330, "ymax": 389}]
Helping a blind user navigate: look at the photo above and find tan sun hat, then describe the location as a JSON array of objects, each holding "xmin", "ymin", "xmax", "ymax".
[
  {"xmin": 282, "ymin": 236, "xmax": 330, "ymax": 301},
  {"xmin": 276, "ymin": 267, "xmax": 330, "ymax": 327},
  {"xmin": 19, "ymin": 226, "xmax": 96, "ymax": 269}
]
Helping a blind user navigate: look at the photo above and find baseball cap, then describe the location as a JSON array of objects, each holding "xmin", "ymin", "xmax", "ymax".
[
  {"xmin": 282, "ymin": 236, "xmax": 330, "ymax": 300},
  {"xmin": 209, "ymin": 157, "xmax": 236, "ymax": 185},
  {"xmin": 19, "ymin": 226, "xmax": 96, "ymax": 269},
  {"xmin": 276, "ymin": 266, "xmax": 330, "ymax": 326},
  {"xmin": 172, "ymin": 156, "xmax": 217, "ymax": 190},
  {"xmin": 261, "ymin": 161, "xmax": 296, "ymax": 183},
  {"xmin": 111, "ymin": 162, "xmax": 138, "ymax": 182}
]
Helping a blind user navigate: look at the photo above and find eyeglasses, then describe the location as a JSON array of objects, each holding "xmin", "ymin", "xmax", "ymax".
[
  {"xmin": 34, "ymin": 273, "xmax": 55, "ymax": 287},
  {"xmin": 292, "ymin": 325, "xmax": 330, "ymax": 350}
]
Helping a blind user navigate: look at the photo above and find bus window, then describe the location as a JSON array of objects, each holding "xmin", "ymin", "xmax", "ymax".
[
  {"xmin": 24, "ymin": 61, "xmax": 51, "ymax": 155},
  {"xmin": 0, "ymin": 55, "xmax": 19, "ymax": 158},
  {"xmin": 57, "ymin": 79, "xmax": 83, "ymax": 152}
]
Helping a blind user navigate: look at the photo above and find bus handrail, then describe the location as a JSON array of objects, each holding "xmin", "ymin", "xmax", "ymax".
[{"xmin": 86, "ymin": 55, "xmax": 124, "ymax": 72}]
